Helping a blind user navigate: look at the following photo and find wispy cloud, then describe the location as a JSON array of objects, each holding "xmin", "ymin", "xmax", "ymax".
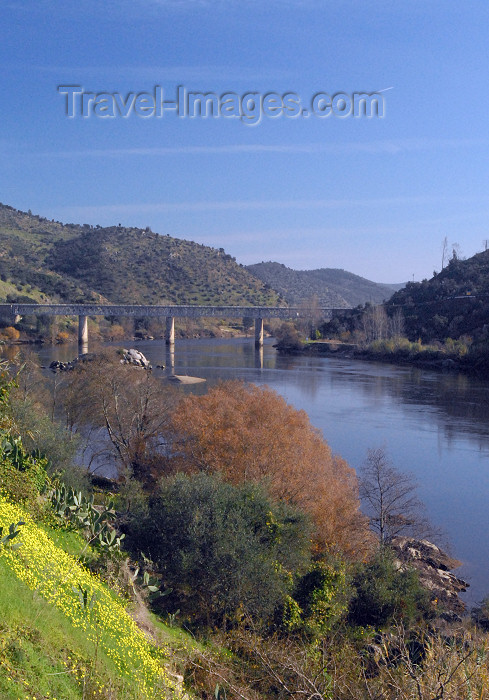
[
  {"xmin": 36, "ymin": 143, "xmax": 396, "ymax": 158},
  {"xmin": 34, "ymin": 63, "xmax": 290, "ymax": 82},
  {"xmin": 54, "ymin": 193, "xmax": 485, "ymax": 219},
  {"xmin": 26, "ymin": 137, "xmax": 489, "ymax": 160},
  {"xmin": 138, "ymin": 0, "xmax": 329, "ymax": 7}
]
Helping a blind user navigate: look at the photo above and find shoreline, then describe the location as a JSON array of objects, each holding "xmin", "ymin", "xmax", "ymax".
[{"xmin": 286, "ymin": 341, "xmax": 489, "ymax": 378}]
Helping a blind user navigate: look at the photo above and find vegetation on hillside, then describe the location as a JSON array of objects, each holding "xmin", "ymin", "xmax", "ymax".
[
  {"xmin": 385, "ymin": 250, "xmax": 489, "ymax": 344},
  {"xmin": 306, "ymin": 277, "xmax": 488, "ymax": 373},
  {"xmin": 0, "ymin": 362, "xmax": 186, "ymax": 699},
  {"xmin": 0, "ymin": 202, "xmax": 282, "ymax": 341},
  {"xmin": 3, "ymin": 351, "xmax": 489, "ymax": 698},
  {"xmin": 266, "ymin": 250, "xmax": 489, "ymax": 375},
  {"xmin": 247, "ymin": 261, "xmax": 403, "ymax": 307}
]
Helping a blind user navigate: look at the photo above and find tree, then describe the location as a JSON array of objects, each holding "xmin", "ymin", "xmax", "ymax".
[
  {"xmin": 451, "ymin": 242, "xmax": 462, "ymax": 261},
  {"xmin": 126, "ymin": 472, "xmax": 312, "ymax": 627},
  {"xmin": 348, "ymin": 548, "xmax": 431, "ymax": 628},
  {"xmin": 388, "ymin": 308, "xmax": 405, "ymax": 340},
  {"xmin": 359, "ymin": 447, "xmax": 430, "ymax": 545},
  {"xmin": 0, "ymin": 326, "xmax": 20, "ymax": 341},
  {"xmin": 362, "ymin": 304, "xmax": 389, "ymax": 343},
  {"xmin": 298, "ymin": 295, "xmax": 321, "ymax": 338},
  {"xmin": 241, "ymin": 316, "xmax": 254, "ymax": 336},
  {"xmin": 62, "ymin": 350, "xmax": 177, "ymax": 483},
  {"xmin": 170, "ymin": 381, "xmax": 371, "ymax": 558},
  {"xmin": 274, "ymin": 322, "xmax": 303, "ymax": 353}
]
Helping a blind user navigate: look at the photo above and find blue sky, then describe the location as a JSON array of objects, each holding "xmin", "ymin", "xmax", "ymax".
[{"xmin": 2, "ymin": 0, "xmax": 489, "ymax": 283}]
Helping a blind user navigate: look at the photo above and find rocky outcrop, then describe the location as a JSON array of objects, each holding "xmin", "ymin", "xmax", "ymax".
[
  {"xmin": 391, "ymin": 537, "xmax": 468, "ymax": 616},
  {"xmin": 49, "ymin": 349, "xmax": 152, "ymax": 372},
  {"xmin": 49, "ymin": 353, "xmax": 96, "ymax": 372},
  {"xmin": 120, "ymin": 348, "xmax": 152, "ymax": 369}
]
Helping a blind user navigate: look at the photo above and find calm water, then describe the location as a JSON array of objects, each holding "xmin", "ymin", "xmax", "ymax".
[{"xmin": 7, "ymin": 337, "xmax": 489, "ymax": 605}]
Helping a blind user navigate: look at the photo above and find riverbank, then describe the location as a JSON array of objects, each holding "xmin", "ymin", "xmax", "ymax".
[
  {"xmin": 0, "ymin": 324, "xmax": 256, "ymax": 347},
  {"xmin": 296, "ymin": 340, "xmax": 489, "ymax": 377}
]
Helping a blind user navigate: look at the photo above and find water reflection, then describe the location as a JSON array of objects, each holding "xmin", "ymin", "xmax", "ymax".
[
  {"xmin": 253, "ymin": 345, "xmax": 263, "ymax": 370},
  {"xmin": 165, "ymin": 346, "xmax": 175, "ymax": 376}
]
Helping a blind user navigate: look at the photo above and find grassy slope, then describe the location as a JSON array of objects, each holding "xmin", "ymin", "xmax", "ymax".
[
  {"xmin": 0, "ymin": 500, "xmax": 193, "ymax": 700},
  {"xmin": 0, "ymin": 279, "xmax": 48, "ymax": 304}
]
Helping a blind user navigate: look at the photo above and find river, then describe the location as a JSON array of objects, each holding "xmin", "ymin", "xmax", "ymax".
[{"xmin": 7, "ymin": 336, "xmax": 489, "ymax": 606}]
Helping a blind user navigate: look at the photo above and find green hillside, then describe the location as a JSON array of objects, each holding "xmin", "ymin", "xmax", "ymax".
[
  {"xmin": 0, "ymin": 203, "xmax": 281, "ymax": 307},
  {"xmin": 386, "ymin": 251, "xmax": 489, "ymax": 342},
  {"xmin": 247, "ymin": 261, "xmax": 403, "ymax": 308}
]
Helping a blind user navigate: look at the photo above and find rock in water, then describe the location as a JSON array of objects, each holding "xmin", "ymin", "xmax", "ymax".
[
  {"xmin": 120, "ymin": 348, "xmax": 152, "ymax": 368},
  {"xmin": 167, "ymin": 375, "xmax": 206, "ymax": 384}
]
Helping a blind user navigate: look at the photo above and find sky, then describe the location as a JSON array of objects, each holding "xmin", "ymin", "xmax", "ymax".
[{"xmin": 2, "ymin": 0, "xmax": 489, "ymax": 283}]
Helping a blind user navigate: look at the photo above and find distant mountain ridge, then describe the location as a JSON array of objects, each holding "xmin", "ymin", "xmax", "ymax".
[
  {"xmin": 247, "ymin": 261, "xmax": 404, "ymax": 308},
  {"xmin": 0, "ymin": 203, "xmax": 280, "ymax": 307},
  {"xmin": 0, "ymin": 202, "xmax": 405, "ymax": 313}
]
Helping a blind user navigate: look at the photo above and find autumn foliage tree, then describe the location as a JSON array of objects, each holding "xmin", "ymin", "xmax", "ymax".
[
  {"xmin": 170, "ymin": 381, "xmax": 371, "ymax": 558},
  {"xmin": 0, "ymin": 326, "xmax": 20, "ymax": 341}
]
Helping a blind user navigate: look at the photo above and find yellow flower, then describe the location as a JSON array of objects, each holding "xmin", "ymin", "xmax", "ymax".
[{"xmin": 0, "ymin": 496, "xmax": 182, "ymax": 699}]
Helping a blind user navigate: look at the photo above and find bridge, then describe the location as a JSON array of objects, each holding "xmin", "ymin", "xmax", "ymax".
[{"xmin": 0, "ymin": 303, "xmax": 346, "ymax": 347}]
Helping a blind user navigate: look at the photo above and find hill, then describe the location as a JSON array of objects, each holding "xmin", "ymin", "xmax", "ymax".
[
  {"xmin": 0, "ymin": 203, "xmax": 281, "ymax": 307},
  {"xmin": 386, "ymin": 251, "xmax": 489, "ymax": 342},
  {"xmin": 247, "ymin": 261, "xmax": 403, "ymax": 308}
]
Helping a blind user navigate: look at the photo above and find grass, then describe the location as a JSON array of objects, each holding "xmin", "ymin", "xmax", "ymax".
[
  {"xmin": 0, "ymin": 279, "xmax": 47, "ymax": 304},
  {"xmin": 0, "ymin": 498, "xmax": 185, "ymax": 699},
  {"xmin": 0, "ymin": 559, "xmax": 105, "ymax": 700}
]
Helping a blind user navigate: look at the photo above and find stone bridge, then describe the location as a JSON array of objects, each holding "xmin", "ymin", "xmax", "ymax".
[{"xmin": 0, "ymin": 303, "xmax": 344, "ymax": 346}]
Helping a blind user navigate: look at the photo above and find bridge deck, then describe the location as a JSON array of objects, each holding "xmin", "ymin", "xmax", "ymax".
[{"xmin": 0, "ymin": 303, "xmax": 346, "ymax": 319}]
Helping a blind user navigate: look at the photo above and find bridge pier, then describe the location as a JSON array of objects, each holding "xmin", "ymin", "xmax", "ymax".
[
  {"xmin": 165, "ymin": 316, "xmax": 175, "ymax": 345},
  {"xmin": 255, "ymin": 317, "xmax": 264, "ymax": 347},
  {"xmin": 78, "ymin": 315, "xmax": 88, "ymax": 346}
]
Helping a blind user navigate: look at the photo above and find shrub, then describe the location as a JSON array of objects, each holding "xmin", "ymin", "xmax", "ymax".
[
  {"xmin": 348, "ymin": 548, "xmax": 431, "ymax": 629},
  {"xmin": 126, "ymin": 472, "xmax": 312, "ymax": 628},
  {"xmin": 0, "ymin": 326, "xmax": 20, "ymax": 341},
  {"xmin": 55, "ymin": 330, "xmax": 71, "ymax": 343},
  {"xmin": 274, "ymin": 322, "xmax": 303, "ymax": 353},
  {"xmin": 0, "ymin": 458, "xmax": 42, "ymax": 509},
  {"xmin": 290, "ymin": 559, "xmax": 350, "ymax": 637},
  {"xmin": 0, "ymin": 434, "xmax": 48, "ymax": 513},
  {"xmin": 170, "ymin": 381, "xmax": 371, "ymax": 558},
  {"xmin": 10, "ymin": 396, "xmax": 80, "ymax": 482}
]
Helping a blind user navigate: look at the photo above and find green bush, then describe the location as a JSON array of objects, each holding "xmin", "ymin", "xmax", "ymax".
[
  {"xmin": 0, "ymin": 458, "xmax": 41, "ymax": 506},
  {"xmin": 348, "ymin": 548, "xmax": 431, "ymax": 629},
  {"xmin": 0, "ymin": 450, "xmax": 48, "ymax": 516},
  {"xmin": 125, "ymin": 472, "xmax": 312, "ymax": 628},
  {"xmin": 10, "ymin": 398, "xmax": 79, "ymax": 481},
  {"xmin": 289, "ymin": 559, "xmax": 350, "ymax": 637}
]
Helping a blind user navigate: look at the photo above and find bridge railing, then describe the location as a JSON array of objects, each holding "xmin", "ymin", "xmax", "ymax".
[{"xmin": 0, "ymin": 303, "xmax": 342, "ymax": 319}]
